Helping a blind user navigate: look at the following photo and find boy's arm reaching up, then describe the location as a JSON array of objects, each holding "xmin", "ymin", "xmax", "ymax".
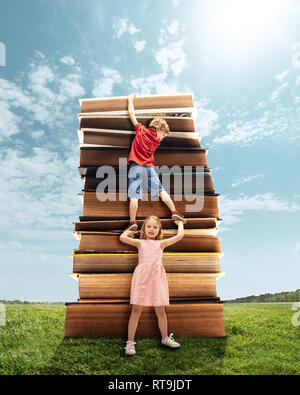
[
  {"xmin": 128, "ymin": 93, "xmax": 138, "ymax": 127},
  {"xmin": 160, "ymin": 221, "xmax": 184, "ymax": 250}
]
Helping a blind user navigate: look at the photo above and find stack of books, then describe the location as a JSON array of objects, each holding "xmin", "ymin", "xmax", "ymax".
[{"xmin": 64, "ymin": 93, "xmax": 226, "ymax": 338}]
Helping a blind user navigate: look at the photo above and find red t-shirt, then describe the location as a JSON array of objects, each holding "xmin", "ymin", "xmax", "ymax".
[{"xmin": 127, "ymin": 123, "xmax": 161, "ymax": 166}]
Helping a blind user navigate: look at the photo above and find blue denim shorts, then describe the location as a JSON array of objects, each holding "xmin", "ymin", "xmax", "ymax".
[{"xmin": 128, "ymin": 162, "xmax": 164, "ymax": 200}]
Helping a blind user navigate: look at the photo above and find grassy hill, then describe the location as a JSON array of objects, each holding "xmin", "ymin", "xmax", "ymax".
[
  {"xmin": 0, "ymin": 302, "xmax": 299, "ymax": 375},
  {"xmin": 226, "ymin": 289, "xmax": 300, "ymax": 303}
]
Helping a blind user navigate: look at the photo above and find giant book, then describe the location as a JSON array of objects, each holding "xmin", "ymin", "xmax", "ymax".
[{"xmin": 64, "ymin": 302, "xmax": 226, "ymax": 338}]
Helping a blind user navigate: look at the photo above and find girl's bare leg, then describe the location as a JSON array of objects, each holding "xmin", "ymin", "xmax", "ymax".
[
  {"xmin": 154, "ymin": 306, "xmax": 168, "ymax": 339},
  {"xmin": 128, "ymin": 305, "xmax": 143, "ymax": 341},
  {"xmin": 129, "ymin": 198, "xmax": 139, "ymax": 222},
  {"xmin": 159, "ymin": 190, "xmax": 176, "ymax": 212}
]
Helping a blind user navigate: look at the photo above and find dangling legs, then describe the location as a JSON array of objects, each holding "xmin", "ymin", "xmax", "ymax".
[
  {"xmin": 159, "ymin": 190, "xmax": 187, "ymax": 223},
  {"xmin": 129, "ymin": 198, "xmax": 139, "ymax": 222},
  {"xmin": 159, "ymin": 190, "xmax": 176, "ymax": 212}
]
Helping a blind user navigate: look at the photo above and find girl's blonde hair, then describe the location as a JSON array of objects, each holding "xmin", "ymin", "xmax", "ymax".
[
  {"xmin": 149, "ymin": 118, "xmax": 170, "ymax": 135},
  {"xmin": 140, "ymin": 215, "xmax": 163, "ymax": 240}
]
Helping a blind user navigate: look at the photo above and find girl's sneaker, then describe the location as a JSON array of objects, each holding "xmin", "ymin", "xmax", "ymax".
[
  {"xmin": 161, "ymin": 333, "xmax": 180, "ymax": 348},
  {"xmin": 124, "ymin": 340, "xmax": 136, "ymax": 356}
]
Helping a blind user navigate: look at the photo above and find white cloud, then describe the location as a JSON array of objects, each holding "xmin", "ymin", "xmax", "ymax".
[
  {"xmin": 275, "ymin": 69, "xmax": 289, "ymax": 81},
  {"xmin": 130, "ymin": 21, "xmax": 189, "ymax": 95},
  {"xmin": 8, "ymin": 241, "xmax": 23, "ymax": 249},
  {"xmin": 113, "ymin": 18, "xmax": 128, "ymax": 38},
  {"xmin": 59, "ymin": 73, "xmax": 85, "ymax": 98},
  {"xmin": 0, "ymin": 145, "xmax": 82, "ymax": 229},
  {"xmin": 0, "ymin": 57, "xmax": 85, "ymax": 132},
  {"xmin": 212, "ymin": 103, "xmax": 299, "ymax": 146},
  {"xmin": 295, "ymin": 242, "xmax": 300, "ymax": 252},
  {"xmin": 113, "ymin": 18, "xmax": 140, "ymax": 38},
  {"xmin": 92, "ymin": 67, "xmax": 122, "ymax": 97},
  {"xmin": 34, "ymin": 50, "xmax": 46, "ymax": 59},
  {"xmin": 167, "ymin": 20, "xmax": 180, "ymax": 35},
  {"xmin": 0, "ymin": 101, "xmax": 22, "ymax": 140},
  {"xmin": 172, "ymin": 0, "xmax": 179, "ymax": 7},
  {"xmin": 155, "ymin": 40, "xmax": 187, "ymax": 76},
  {"xmin": 232, "ymin": 174, "xmax": 264, "ymax": 188},
  {"xmin": 270, "ymin": 81, "xmax": 288, "ymax": 101},
  {"xmin": 219, "ymin": 193, "xmax": 300, "ymax": 227},
  {"xmin": 291, "ymin": 42, "xmax": 300, "ymax": 68},
  {"xmin": 211, "ymin": 41, "xmax": 300, "ymax": 147},
  {"xmin": 134, "ymin": 40, "xmax": 146, "ymax": 52},
  {"xmin": 28, "ymin": 64, "xmax": 56, "ymax": 99},
  {"xmin": 128, "ymin": 22, "xmax": 140, "ymax": 35},
  {"xmin": 158, "ymin": 20, "xmax": 186, "ymax": 45},
  {"xmin": 26, "ymin": 62, "xmax": 85, "ymax": 117},
  {"xmin": 130, "ymin": 72, "xmax": 178, "ymax": 95},
  {"xmin": 31, "ymin": 130, "xmax": 45, "ymax": 139},
  {"xmin": 0, "ymin": 54, "xmax": 87, "ymax": 239},
  {"xmin": 0, "ymin": 78, "xmax": 32, "ymax": 108},
  {"xmin": 212, "ymin": 119, "xmax": 264, "ymax": 146},
  {"xmin": 60, "ymin": 55, "xmax": 76, "ymax": 66},
  {"xmin": 194, "ymin": 101, "xmax": 219, "ymax": 137}
]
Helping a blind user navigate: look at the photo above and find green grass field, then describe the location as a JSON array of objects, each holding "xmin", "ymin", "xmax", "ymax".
[{"xmin": 0, "ymin": 303, "xmax": 299, "ymax": 375}]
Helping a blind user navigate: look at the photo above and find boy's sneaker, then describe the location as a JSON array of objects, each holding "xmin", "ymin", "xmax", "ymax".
[
  {"xmin": 171, "ymin": 211, "xmax": 187, "ymax": 224},
  {"xmin": 124, "ymin": 340, "xmax": 136, "ymax": 356},
  {"xmin": 161, "ymin": 333, "xmax": 180, "ymax": 348},
  {"xmin": 127, "ymin": 221, "xmax": 138, "ymax": 231}
]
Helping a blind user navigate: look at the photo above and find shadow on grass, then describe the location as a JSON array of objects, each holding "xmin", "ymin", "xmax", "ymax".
[{"xmin": 42, "ymin": 335, "xmax": 228, "ymax": 375}]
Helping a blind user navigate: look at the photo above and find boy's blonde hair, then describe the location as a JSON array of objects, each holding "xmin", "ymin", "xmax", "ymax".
[
  {"xmin": 140, "ymin": 215, "xmax": 163, "ymax": 240},
  {"xmin": 149, "ymin": 118, "xmax": 170, "ymax": 135}
]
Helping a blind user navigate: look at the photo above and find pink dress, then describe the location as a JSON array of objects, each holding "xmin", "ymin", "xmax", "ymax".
[{"xmin": 130, "ymin": 239, "xmax": 169, "ymax": 306}]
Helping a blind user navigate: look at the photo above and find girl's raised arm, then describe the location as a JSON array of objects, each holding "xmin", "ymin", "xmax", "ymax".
[
  {"xmin": 160, "ymin": 221, "xmax": 184, "ymax": 250},
  {"xmin": 119, "ymin": 228, "xmax": 141, "ymax": 248}
]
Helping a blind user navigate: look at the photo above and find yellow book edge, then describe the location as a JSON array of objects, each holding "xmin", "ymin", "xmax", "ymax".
[{"xmin": 68, "ymin": 272, "xmax": 226, "ymax": 281}]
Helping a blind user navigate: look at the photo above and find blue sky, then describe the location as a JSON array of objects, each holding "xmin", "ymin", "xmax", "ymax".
[{"xmin": 0, "ymin": 0, "xmax": 299, "ymax": 301}]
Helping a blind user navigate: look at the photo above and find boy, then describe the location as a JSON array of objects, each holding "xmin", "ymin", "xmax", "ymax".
[{"xmin": 126, "ymin": 93, "xmax": 187, "ymax": 231}]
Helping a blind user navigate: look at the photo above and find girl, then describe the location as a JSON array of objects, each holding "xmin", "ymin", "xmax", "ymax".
[{"xmin": 119, "ymin": 215, "xmax": 184, "ymax": 356}]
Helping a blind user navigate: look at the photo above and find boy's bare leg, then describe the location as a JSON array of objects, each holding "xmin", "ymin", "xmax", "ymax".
[
  {"xmin": 159, "ymin": 190, "xmax": 187, "ymax": 223},
  {"xmin": 128, "ymin": 305, "xmax": 143, "ymax": 341},
  {"xmin": 159, "ymin": 190, "xmax": 176, "ymax": 212},
  {"xmin": 154, "ymin": 306, "xmax": 168, "ymax": 339},
  {"xmin": 129, "ymin": 198, "xmax": 139, "ymax": 222}
]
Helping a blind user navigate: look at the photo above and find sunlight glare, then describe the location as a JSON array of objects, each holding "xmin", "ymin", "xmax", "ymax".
[{"xmin": 210, "ymin": 0, "xmax": 287, "ymax": 50}]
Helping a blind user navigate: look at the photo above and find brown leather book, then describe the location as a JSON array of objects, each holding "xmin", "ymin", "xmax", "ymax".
[
  {"xmin": 79, "ymin": 116, "xmax": 195, "ymax": 132},
  {"xmin": 82, "ymin": 172, "xmax": 215, "ymax": 194},
  {"xmin": 78, "ymin": 296, "xmax": 221, "ymax": 303},
  {"xmin": 64, "ymin": 302, "xmax": 226, "ymax": 338},
  {"xmin": 80, "ymin": 93, "xmax": 194, "ymax": 113},
  {"xmin": 78, "ymin": 129, "xmax": 200, "ymax": 148},
  {"xmin": 72, "ymin": 252, "xmax": 221, "ymax": 273},
  {"xmin": 74, "ymin": 217, "xmax": 219, "ymax": 231},
  {"xmin": 74, "ymin": 273, "xmax": 223, "ymax": 299},
  {"xmin": 81, "ymin": 192, "xmax": 219, "ymax": 218},
  {"xmin": 80, "ymin": 147, "xmax": 208, "ymax": 167},
  {"xmin": 74, "ymin": 232, "xmax": 221, "ymax": 253}
]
